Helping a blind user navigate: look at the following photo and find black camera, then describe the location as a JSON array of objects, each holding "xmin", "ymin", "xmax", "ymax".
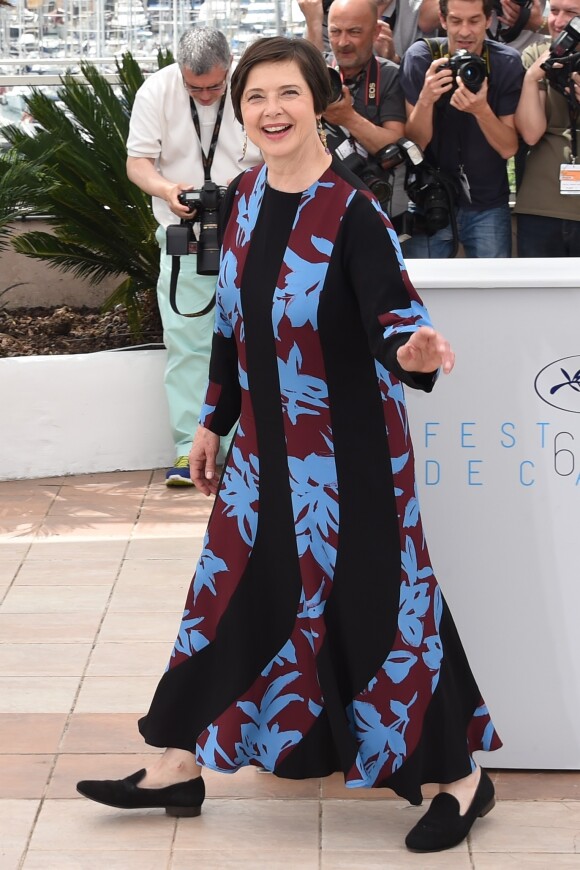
[
  {"xmin": 440, "ymin": 50, "xmax": 488, "ymax": 94},
  {"xmin": 375, "ymin": 137, "xmax": 425, "ymax": 172},
  {"xmin": 541, "ymin": 15, "xmax": 580, "ymax": 98},
  {"xmin": 165, "ymin": 181, "xmax": 226, "ymax": 276},
  {"xmin": 405, "ymin": 166, "xmax": 458, "ymax": 236},
  {"xmin": 333, "ymin": 138, "xmax": 393, "ymax": 208}
]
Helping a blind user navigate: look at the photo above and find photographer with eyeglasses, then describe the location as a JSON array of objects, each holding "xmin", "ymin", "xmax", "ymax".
[{"xmin": 127, "ymin": 28, "xmax": 260, "ymax": 487}]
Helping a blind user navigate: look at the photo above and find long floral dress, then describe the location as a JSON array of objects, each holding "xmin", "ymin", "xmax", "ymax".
[{"xmin": 138, "ymin": 158, "xmax": 501, "ymax": 805}]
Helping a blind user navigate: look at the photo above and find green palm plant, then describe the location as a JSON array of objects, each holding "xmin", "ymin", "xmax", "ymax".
[{"xmin": 0, "ymin": 50, "xmax": 173, "ymax": 334}]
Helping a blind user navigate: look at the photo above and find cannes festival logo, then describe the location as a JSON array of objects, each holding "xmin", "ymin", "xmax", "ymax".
[{"xmin": 535, "ymin": 356, "xmax": 580, "ymax": 413}]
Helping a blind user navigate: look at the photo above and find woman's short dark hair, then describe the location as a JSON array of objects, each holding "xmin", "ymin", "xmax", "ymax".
[{"xmin": 230, "ymin": 37, "xmax": 334, "ymax": 123}]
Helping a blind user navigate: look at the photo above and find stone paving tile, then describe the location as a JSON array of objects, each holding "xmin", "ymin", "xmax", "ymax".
[
  {"xmin": 321, "ymin": 799, "xmax": 457, "ymax": 853},
  {"xmin": 0, "ymin": 676, "xmax": 81, "ymax": 713},
  {"xmin": 469, "ymin": 800, "xmax": 580, "ymax": 853},
  {"xmin": 98, "ymin": 611, "xmax": 181, "ymax": 643},
  {"xmin": 22, "ymin": 851, "xmax": 172, "ymax": 870},
  {"xmin": 321, "ymin": 851, "xmax": 473, "ymax": 868},
  {"xmin": 73, "ymin": 675, "xmax": 160, "ymax": 714},
  {"xmin": 14, "ymin": 559, "xmax": 121, "ymax": 586},
  {"xmin": 173, "ymin": 799, "xmax": 320, "ymax": 852},
  {"xmin": 0, "ymin": 850, "xmax": 23, "ymax": 870},
  {"xmin": 1, "ymin": 584, "xmax": 111, "ymax": 614},
  {"xmin": 26, "ymin": 539, "xmax": 128, "ymax": 561},
  {"xmin": 473, "ymin": 856, "xmax": 580, "ymax": 869},
  {"xmin": 29, "ymin": 799, "xmax": 176, "ymax": 851},
  {"xmin": 0, "ymin": 561, "xmax": 22, "ymax": 583},
  {"xmin": 86, "ymin": 642, "xmax": 170, "ymax": 677},
  {"xmin": 60, "ymin": 713, "xmax": 156, "ymax": 755},
  {"xmin": 0, "ymin": 755, "xmax": 54, "ymax": 799},
  {"xmin": 124, "ymin": 538, "xmax": 204, "ymax": 560},
  {"xmin": 0, "ymin": 612, "xmax": 102, "ymax": 643},
  {"xmin": 0, "ymin": 542, "xmax": 30, "ymax": 560},
  {"xmin": 0, "ymin": 713, "xmax": 67, "ymax": 754},
  {"xmin": 0, "ymin": 643, "xmax": 92, "ymax": 676},
  {"xmin": 170, "ymin": 851, "xmax": 320, "ymax": 869},
  {"xmin": 115, "ymin": 559, "xmax": 196, "ymax": 587},
  {"xmin": 491, "ymin": 769, "xmax": 580, "ymax": 801},
  {"xmin": 0, "ymin": 799, "xmax": 40, "ymax": 851},
  {"xmin": 108, "ymin": 580, "xmax": 189, "ymax": 613}
]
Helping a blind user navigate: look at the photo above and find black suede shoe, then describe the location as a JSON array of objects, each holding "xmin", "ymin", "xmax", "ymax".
[
  {"xmin": 76, "ymin": 769, "xmax": 205, "ymax": 817},
  {"xmin": 405, "ymin": 768, "xmax": 495, "ymax": 852}
]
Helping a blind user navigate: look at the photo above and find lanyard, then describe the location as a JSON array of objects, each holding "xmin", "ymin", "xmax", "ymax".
[
  {"xmin": 342, "ymin": 55, "xmax": 381, "ymax": 120},
  {"xmin": 189, "ymin": 90, "xmax": 227, "ymax": 181},
  {"xmin": 568, "ymin": 86, "xmax": 579, "ymax": 163}
]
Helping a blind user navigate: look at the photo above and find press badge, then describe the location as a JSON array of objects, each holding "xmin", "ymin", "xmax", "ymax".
[{"xmin": 559, "ymin": 163, "xmax": 580, "ymax": 195}]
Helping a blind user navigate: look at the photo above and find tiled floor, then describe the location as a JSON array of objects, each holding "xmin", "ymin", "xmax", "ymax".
[{"xmin": 1, "ymin": 471, "xmax": 579, "ymax": 869}]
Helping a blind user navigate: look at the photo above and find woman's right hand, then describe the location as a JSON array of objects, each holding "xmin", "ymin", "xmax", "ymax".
[{"xmin": 189, "ymin": 426, "xmax": 220, "ymax": 496}]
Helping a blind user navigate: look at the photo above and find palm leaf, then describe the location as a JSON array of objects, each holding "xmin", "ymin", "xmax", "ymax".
[{"xmin": 0, "ymin": 52, "xmax": 165, "ymax": 336}]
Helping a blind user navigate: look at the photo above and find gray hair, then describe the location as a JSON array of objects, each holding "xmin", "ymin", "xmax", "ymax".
[{"xmin": 177, "ymin": 27, "xmax": 231, "ymax": 75}]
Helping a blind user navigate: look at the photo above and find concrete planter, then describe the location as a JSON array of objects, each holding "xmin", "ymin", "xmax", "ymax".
[{"xmin": 0, "ymin": 346, "xmax": 173, "ymax": 481}]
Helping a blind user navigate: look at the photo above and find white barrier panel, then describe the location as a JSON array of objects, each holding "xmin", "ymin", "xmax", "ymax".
[
  {"xmin": 406, "ymin": 258, "xmax": 580, "ymax": 769},
  {"xmin": 0, "ymin": 348, "xmax": 174, "ymax": 480}
]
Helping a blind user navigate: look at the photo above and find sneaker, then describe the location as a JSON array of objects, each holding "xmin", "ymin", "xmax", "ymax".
[{"xmin": 165, "ymin": 456, "xmax": 194, "ymax": 487}]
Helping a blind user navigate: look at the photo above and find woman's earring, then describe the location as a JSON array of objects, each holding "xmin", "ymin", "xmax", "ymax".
[
  {"xmin": 239, "ymin": 130, "xmax": 248, "ymax": 162},
  {"xmin": 317, "ymin": 118, "xmax": 328, "ymax": 153}
]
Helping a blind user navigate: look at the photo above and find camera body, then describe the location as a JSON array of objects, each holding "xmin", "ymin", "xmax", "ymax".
[
  {"xmin": 405, "ymin": 166, "xmax": 457, "ymax": 236},
  {"xmin": 166, "ymin": 180, "xmax": 226, "ymax": 276},
  {"xmin": 440, "ymin": 49, "xmax": 488, "ymax": 94},
  {"xmin": 541, "ymin": 15, "xmax": 580, "ymax": 97},
  {"xmin": 333, "ymin": 138, "xmax": 393, "ymax": 208}
]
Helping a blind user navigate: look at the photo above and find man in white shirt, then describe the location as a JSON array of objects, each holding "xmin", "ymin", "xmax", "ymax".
[{"xmin": 127, "ymin": 27, "xmax": 259, "ymax": 485}]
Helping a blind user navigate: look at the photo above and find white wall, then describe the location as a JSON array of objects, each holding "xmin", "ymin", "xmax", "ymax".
[{"xmin": 0, "ymin": 348, "xmax": 173, "ymax": 480}]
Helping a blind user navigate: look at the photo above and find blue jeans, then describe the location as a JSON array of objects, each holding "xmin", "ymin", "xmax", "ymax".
[
  {"xmin": 517, "ymin": 213, "xmax": 580, "ymax": 257},
  {"xmin": 402, "ymin": 204, "xmax": 512, "ymax": 259}
]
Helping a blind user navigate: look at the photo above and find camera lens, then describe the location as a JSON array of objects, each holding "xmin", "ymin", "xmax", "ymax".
[
  {"xmin": 360, "ymin": 172, "xmax": 392, "ymax": 208},
  {"xmin": 327, "ymin": 67, "xmax": 344, "ymax": 103},
  {"xmin": 459, "ymin": 61, "xmax": 486, "ymax": 92}
]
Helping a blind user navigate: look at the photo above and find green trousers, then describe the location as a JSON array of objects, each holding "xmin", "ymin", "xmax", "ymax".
[{"xmin": 156, "ymin": 225, "xmax": 233, "ymax": 460}]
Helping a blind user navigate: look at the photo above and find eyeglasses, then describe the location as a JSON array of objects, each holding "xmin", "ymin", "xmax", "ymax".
[{"xmin": 182, "ymin": 76, "xmax": 228, "ymax": 95}]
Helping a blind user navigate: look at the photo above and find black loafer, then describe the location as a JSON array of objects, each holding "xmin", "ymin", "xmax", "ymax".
[
  {"xmin": 76, "ymin": 768, "xmax": 205, "ymax": 817},
  {"xmin": 405, "ymin": 768, "xmax": 495, "ymax": 852}
]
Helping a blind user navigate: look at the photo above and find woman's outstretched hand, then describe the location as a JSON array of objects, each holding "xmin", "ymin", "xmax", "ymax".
[
  {"xmin": 189, "ymin": 426, "xmax": 220, "ymax": 496},
  {"xmin": 396, "ymin": 326, "xmax": 455, "ymax": 375}
]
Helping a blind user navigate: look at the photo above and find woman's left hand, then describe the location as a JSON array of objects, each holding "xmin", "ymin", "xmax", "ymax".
[{"xmin": 396, "ymin": 326, "xmax": 455, "ymax": 375}]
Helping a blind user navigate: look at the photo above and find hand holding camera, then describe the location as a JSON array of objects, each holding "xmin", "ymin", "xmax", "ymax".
[{"xmin": 540, "ymin": 15, "xmax": 580, "ymax": 101}]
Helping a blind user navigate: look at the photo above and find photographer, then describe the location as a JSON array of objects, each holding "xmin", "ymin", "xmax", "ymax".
[
  {"xmin": 399, "ymin": 0, "xmax": 524, "ymax": 257},
  {"xmin": 301, "ymin": 0, "xmax": 407, "ymax": 213},
  {"xmin": 514, "ymin": 1, "xmax": 580, "ymax": 256},
  {"xmin": 126, "ymin": 28, "xmax": 259, "ymax": 486},
  {"xmin": 299, "ymin": 0, "xmax": 439, "ymax": 60}
]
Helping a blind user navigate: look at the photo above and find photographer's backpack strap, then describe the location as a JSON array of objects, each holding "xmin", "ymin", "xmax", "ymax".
[{"xmin": 422, "ymin": 37, "xmax": 449, "ymax": 61}]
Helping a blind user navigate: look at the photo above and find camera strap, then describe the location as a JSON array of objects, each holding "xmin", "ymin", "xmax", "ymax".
[
  {"xmin": 189, "ymin": 90, "xmax": 227, "ymax": 181},
  {"xmin": 340, "ymin": 56, "xmax": 381, "ymax": 119},
  {"xmin": 167, "ymin": 91, "xmax": 226, "ymax": 317},
  {"xmin": 488, "ymin": 1, "xmax": 532, "ymax": 44}
]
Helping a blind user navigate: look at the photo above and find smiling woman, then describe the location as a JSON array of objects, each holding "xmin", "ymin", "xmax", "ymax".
[{"xmin": 76, "ymin": 36, "xmax": 502, "ymax": 855}]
